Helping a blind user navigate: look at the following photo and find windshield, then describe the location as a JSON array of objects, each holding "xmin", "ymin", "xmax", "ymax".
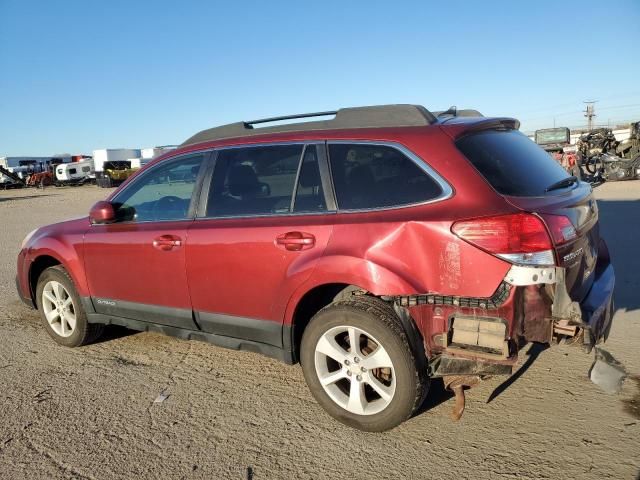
[{"xmin": 456, "ymin": 129, "xmax": 571, "ymax": 196}]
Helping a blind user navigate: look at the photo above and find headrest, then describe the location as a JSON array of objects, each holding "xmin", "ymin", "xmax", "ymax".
[{"xmin": 228, "ymin": 165, "xmax": 261, "ymax": 197}]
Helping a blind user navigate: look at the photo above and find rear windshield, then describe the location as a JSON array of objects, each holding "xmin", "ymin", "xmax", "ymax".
[{"xmin": 456, "ymin": 129, "xmax": 571, "ymax": 196}]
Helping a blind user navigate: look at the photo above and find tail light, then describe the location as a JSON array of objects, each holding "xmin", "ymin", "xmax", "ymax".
[
  {"xmin": 542, "ymin": 214, "xmax": 577, "ymax": 245},
  {"xmin": 452, "ymin": 213, "xmax": 561, "ymax": 266}
]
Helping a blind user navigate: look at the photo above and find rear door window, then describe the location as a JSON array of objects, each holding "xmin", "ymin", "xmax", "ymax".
[
  {"xmin": 207, "ymin": 144, "xmax": 303, "ymax": 217},
  {"xmin": 456, "ymin": 129, "xmax": 571, "ymax": 196},
  {"xmin": 328, "ymin": 143, "xmax": 443, "ymax": 210}
]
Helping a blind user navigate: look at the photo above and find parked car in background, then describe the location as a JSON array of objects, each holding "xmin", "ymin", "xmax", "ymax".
[{"xmin": 16, "ymin": 105, "xmax": 615, "ymax": 431}]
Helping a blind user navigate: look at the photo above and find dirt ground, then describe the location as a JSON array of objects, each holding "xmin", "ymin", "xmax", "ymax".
[{"xmin": 0, "ymin": 182, "xmax": 639, "ymax": 480}]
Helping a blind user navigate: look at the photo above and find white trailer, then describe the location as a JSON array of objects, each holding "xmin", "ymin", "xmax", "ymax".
[{"xmin": 55, "ymin": 160, "xmax": 94, "ymax": 184}]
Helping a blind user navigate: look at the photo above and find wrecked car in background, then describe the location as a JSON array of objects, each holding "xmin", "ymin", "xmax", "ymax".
[
  {"xmin": 578, "ymin": 126, "xmax": 640, "ymax": 182},
  {"xmin": 534, "ymin": 127, "xmax": 581, "ymax": 178},
  {"xmin": 17, "ymin": 104, "xmax": 615, "ymax": 431}
]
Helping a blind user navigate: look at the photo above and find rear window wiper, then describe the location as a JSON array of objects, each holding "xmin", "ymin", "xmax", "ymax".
[{"xmin": 545, "ymin": 176, "xmax": 577, "ymax": 193}]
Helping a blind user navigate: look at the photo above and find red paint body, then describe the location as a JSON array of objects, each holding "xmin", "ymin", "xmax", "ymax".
[{"xmin": 16, "ymin": 118, "xmax": 611, "ymax": 364}]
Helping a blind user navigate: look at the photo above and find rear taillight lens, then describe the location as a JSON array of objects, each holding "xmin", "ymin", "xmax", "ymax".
[
  {"xmin": 542, "ymin": 214, "xmax": 577, "ymax": 245},
  {"xmin": 452, "ymin": 213, "xmax": 556, "ymax": 266}
]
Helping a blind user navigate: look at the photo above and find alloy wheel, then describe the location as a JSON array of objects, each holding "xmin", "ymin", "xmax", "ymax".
[
  {"xmin": 314, "ymin": 325, "xmax": 396, "ymax": 415},
  {"xmin": 41, "ymin": 280, "xmax": 76, "ymax": 338}
]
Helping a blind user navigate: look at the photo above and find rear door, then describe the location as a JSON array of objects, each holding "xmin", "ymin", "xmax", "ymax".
[
  {"xmin": 185, "ymin": 143, "xmax": 334, "ymax": 347},
  {"xmin": 84, "ymin": 153, "xmax": 207, "ymax": 328},
  {"xmin": 455, "ymin": 128, "xmax": 599, "ymax": 301}
]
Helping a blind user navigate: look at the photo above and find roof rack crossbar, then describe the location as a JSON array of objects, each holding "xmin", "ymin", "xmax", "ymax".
[{"xmin": 245, "ymin": 111, "xmax": 338, "ymax": 127}]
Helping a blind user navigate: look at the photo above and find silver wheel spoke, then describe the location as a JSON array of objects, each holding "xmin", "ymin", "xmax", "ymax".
[
  {"xmin": 318, "ymin": 369, "xmax": 346, "ymax": 386},
  {"xmin": 45, "ymin": 308, "xmax": 60, "ymax": 324},
  {"xmin": 361, "ymin": 346, "xmax": 393, "ymax": 370},
  {"xmin": 365, "ymin": 374, "xmax": 394, "ymax": 402},
  {"xmin": 348, "ymin": 327, "xmax": 361, "ymax": 356},
  {"xmin": 62, "ymin": 297, "xmax": 73, "ymax": 309},
  {"xmin": 65, "ymin": 310, "xmax": 76, "ymax": 331},
  {"xmin": 315, "ymin": 335, "xmax": 349, "ymax": 364},
  {"xmin": 347, "ymin": 379, "xmax": 367, "ymax": 415},
  {"xmin": 43, "ymin": 291, "xmax": 57, "ymax": 305},
  {"xmin": 53, "ymin": 282, "xmax": 65, "ymax": 301}
]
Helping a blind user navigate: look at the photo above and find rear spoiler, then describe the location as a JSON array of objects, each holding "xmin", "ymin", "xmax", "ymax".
[{"xmin": 440, "ymin": 117, "xmax": 520, "ymax": 140}]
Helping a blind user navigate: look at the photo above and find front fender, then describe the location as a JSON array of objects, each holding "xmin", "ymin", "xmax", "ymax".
[{"xmin": 25, "ymin": 218, "xmax": 91, "ymax": 298}]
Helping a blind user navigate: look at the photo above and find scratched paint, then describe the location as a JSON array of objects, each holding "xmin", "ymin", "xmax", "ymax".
[{"xmin": 439, "ymin": 241, "xmax": 461, "ymax": 290}]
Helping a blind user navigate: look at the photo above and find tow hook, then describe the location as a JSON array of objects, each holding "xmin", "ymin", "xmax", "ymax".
[{"xmin": 442, "ymin": 375, "xmax": 480, "ymax": 421}]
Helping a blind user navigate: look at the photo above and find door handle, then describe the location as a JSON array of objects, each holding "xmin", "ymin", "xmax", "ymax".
[
  {"xmin": 275, "ymin": 232, "xmax": 316, "ymax": 251},
  {"xmin": 153, "ymin": 234, "xmax": 183, "ymax": 251}
]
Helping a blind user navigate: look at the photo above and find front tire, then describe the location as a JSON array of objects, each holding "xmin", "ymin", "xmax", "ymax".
[
  {"xmin": 300, "ymin": 297, "xmax": 428, "ymax": 431},
  {"xmin": 36, "ymin": 266, "xmax": 103, "ymax": 347}
]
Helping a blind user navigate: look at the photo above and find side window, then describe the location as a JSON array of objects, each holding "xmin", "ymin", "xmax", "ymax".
[
  {"xmin": 294, "ymin": 145, "xmax": 327, "ymax": 213},
  {"xmin": 112, "ymin": 154, "xmax": 204, "ymax": 222},
  {"xmin": 207, "ymin": 145, "xmax": 303, "ymax": 217},
  {"xmin": 328, "ymin": 144, "xmax": 443, "ymax": 210}
]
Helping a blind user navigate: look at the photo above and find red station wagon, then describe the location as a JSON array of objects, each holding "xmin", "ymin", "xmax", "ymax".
[{"xmin": 16, "ymin": 105, "xmax": 615, "ymax": 431}]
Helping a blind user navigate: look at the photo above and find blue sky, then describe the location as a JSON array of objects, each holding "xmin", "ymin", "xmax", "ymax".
[{"xmin": 1, "ymin": 0, "xmax": 639, "ymax": 156}]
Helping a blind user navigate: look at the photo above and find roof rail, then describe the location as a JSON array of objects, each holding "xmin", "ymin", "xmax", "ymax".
[
  {"xmin": 245, "ymin": 111, "xmax": 337, "ymax": 126},
  {"xmin": 181, "ymin": 104, "xmax": 437, "ymax": 146}
]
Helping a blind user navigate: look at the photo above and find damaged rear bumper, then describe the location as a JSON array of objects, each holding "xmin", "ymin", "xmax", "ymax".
[
  {"xmin": 398, "ymin": 239, "xmax": 615, "ymax": 377},
  {"xmin": 575, "ymin": 241, "xmax": 615, "ymax": 350}
]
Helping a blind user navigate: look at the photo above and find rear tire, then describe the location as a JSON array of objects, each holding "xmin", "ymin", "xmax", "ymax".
[
  {"xmin": 300, "ymin": 297, "xmax": 428, "ymax": 431},
  {"xmin": 35, "ymin": 266, "xmax": 103, "ymax": 347}
]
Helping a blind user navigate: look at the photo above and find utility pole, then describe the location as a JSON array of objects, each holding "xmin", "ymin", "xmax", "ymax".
[{"xmin": 584, "ymin": 101, "xmax": 597, "ymax": 131}]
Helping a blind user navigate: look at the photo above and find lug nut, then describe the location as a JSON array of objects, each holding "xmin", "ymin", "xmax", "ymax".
[
  {"xmin": 346, "ymin": 371, "xmax": 352, "ymax": 377},
  {"xmin": 356, "ymin": 375, "xmax": 362, "ymax": 381},
  {"xmin": 344, "ymin": 359, "xmax": 350, "ymax": 366},
  {"xmin": 353, "ymin": 357, "xmax": 360, "ymax": 363},
  {"xmin": 361, "ymin": 367, "xmax": 367, "ymax": 372}
]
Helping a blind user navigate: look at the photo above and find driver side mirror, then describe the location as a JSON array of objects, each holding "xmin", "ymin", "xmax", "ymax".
[{"xmin": 89, "ymin": 201, "xmax": 116, "ymax": 224}]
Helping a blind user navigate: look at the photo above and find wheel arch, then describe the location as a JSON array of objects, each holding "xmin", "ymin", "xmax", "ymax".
[
  {"xmin": 285, "ymin": 281, "xmax": 427, "ymax": 368},
  {"xmin": 28, "ymin": 248, "xmax": 89, "ymax": 308},
  {"xmin": 29, "ymin": 254, "xmax": 63, "ymax": 307},
  {"xmin": 286, "ymin": 283, "xmax": 352, "ymax": 363}
]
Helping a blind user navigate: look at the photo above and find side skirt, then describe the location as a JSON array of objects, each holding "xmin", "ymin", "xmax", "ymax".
[{"xmin": 87, "ymin": 313, "xmax": 295, "ymax": 364}]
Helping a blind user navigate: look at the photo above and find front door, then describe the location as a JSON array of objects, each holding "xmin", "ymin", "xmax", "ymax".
[
  {"xmin": 84, "ymin": 153, "xmax": 207, "ymax": 329},
  {"xmin": 186, "ymin": 143, "xmax": 334, "ymax": 346}
]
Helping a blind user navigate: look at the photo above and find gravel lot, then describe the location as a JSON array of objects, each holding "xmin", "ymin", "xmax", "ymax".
[{"xmin": 0, "ymin": 183, "xmax": 639, "ymax": 479}]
